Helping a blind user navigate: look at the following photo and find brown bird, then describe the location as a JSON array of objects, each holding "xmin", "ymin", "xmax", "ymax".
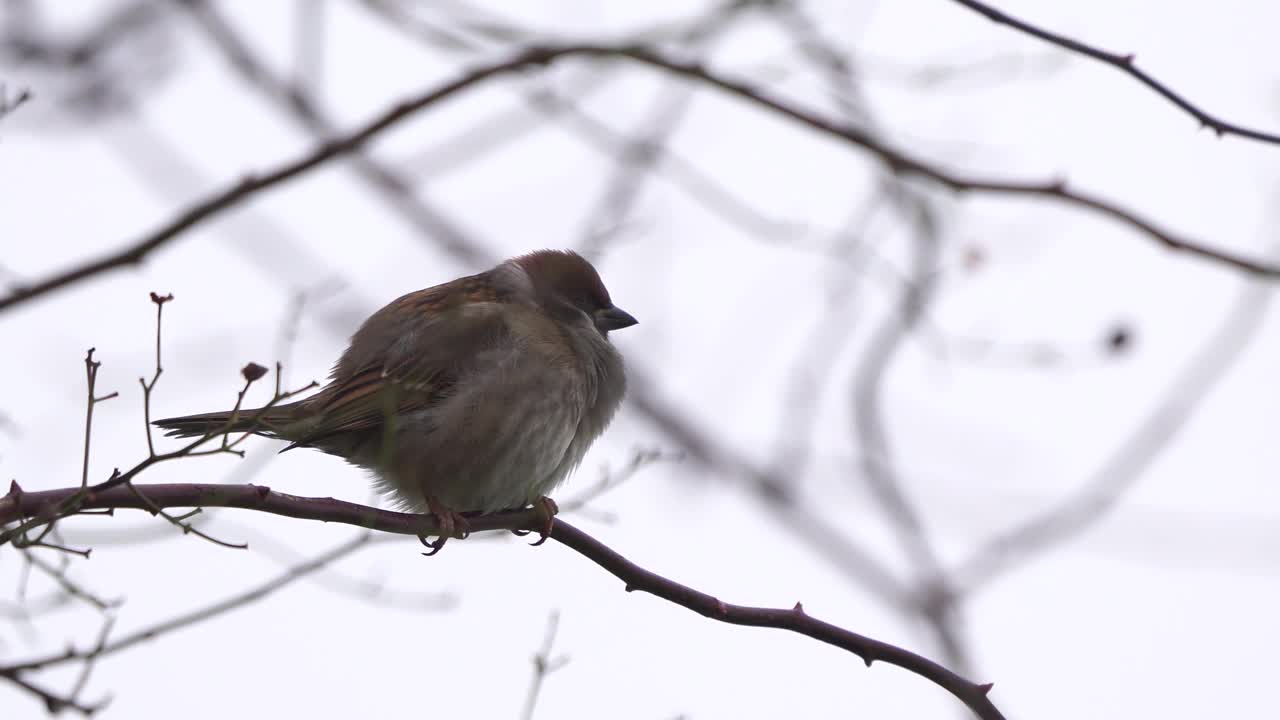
[{"xmin": 154, "ymin": 249, "xmax": 636, "ymax": 551}]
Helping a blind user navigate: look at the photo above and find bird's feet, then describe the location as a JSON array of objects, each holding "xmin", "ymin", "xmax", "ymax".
[
  {"xmin": 418, "ymin": 497, "xmax": 471, "ymax": 556},
  {"xmin": 510, "ymin": 496, "xmax": 559, "ymax": 546}
]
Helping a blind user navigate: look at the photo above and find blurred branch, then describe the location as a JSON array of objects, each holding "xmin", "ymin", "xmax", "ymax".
[
  {"xmin": 848, "ymin": 193, "xmax": 974, "ymax": 670},
  {"xmin": 17, "ymin": 549, "xmax": 120, "ymax": 612},
  {"xmin": 0, "ymin": 667, "xmax": 105, "ymax": 716},
  {"xmin": 953, "ymin": 258, "xmax": 1277, "ymax": 589},
  {"xmin": 291, "ymin": 0, "xmax": 326, "ymax": 101},
  {"xmin": 368, "ymin": 0, "xmax": 805, "ymax": 248},
  {"xmin": 176, "ymin": 0, "xmax": 491, "ymax": 266},
  {"xmin": 216, "ymin": 525, "xmax": 457, "ymax": 610},
  {"xmin": 5, "ymin": 41, "xmax": 1272, "ymax": 314},
  {"xmin": 557, "ymin": 447, "xmax": 676, "ymax": 523},
  {"xmin": 0, "ymin": 533, "xmax": 376, "ymax": 714},
  {"xmin": 626, "ymin": 371, "xmax": 907, "ymax": 606},
  {"xmin": 768, "ymin": 8, "xmax": 974, "ymax": 671},
  {"xmin": 950, "ymin": 0, "xmax": 1280, "ymax": 146},
  {"xmin": 0, "ymin": 84, "xmax": 31, "ymax": 121},
  {"xmin": 0, "ymin": 482, "xmax": 1005, "ymax": 720},
  {"xmin": 520, "ymin": 610, "xmax": 568, "ymax": 720},
  {"xmin": 0, "ymin": 1, "xmax": 172, "ymax": 121}
]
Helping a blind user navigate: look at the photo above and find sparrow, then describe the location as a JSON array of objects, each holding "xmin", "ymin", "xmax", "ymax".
[{"xmin": 154, "ymin": 249, "xmax": 636, "ymax": 551}]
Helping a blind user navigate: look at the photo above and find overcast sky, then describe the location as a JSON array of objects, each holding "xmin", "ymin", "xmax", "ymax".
[{"xmin": 2, "ymin": 1, "xmax": 1279, "ymax": 718}]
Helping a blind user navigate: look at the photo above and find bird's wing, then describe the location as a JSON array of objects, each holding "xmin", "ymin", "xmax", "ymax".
[{"xmin": 284, "ymin": 282, "xmax": 514, "ymax": 450}]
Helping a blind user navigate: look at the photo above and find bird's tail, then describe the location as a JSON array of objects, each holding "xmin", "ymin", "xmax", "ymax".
[{"xmin": 152, "ymin": 403, "xmax": 299, "ymax": 440}]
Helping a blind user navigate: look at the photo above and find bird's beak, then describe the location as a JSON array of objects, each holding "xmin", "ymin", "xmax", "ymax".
[{"xmin": 594, "ymin": 305, "xmax": 638, "ymax": 333}]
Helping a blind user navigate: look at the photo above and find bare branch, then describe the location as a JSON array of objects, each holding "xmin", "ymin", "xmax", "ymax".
[
  {"xmin": 0, "ymin": 668, "xmax": 107, "ymax": 716},
  {"xmin": 18, "ymin": 549, "xmax": 120, "ymax": 612},
  {"xmin": 3, "ymin": 42, "xmax": 1275, "ymax": 314},
  {"xmin": 949, "ymin": 0, "xmax": 1280, "ymax": 145},
  {"xmin": 0, "ymin": 482, "xmax": 1006, "ymax": 720},
  {"xmin": 80, "ymin": 349, "xmax": 117, "ymax": 489},
  {"xmin": 138, "ymin": 292, "xmax": 172, "ymax": 457}
]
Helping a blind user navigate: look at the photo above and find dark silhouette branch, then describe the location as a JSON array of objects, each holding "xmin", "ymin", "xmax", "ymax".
[
  {"xmin": 0, "ymin": 482, "xmax": 1005, "ymax": 720},
  {"xmin": 949, "ymin": 0, "xmax": 1280, "ymax": 146},
  {"xmin": 3, "ymin": 43, "xmax": 1275, "ymax": 314}
]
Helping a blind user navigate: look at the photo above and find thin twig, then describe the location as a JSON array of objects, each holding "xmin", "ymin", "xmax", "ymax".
[
  {"xmin": 949, "ymin": 0, "xmax": 1280, "ymax": 146},
  {"xmin": 0, "ymin": 358, "xmax": 315, "ymax": 547},
  {"xmin": 81, "ymin": 349, "xmax": 117, "ymax": 488},
  {"xmin": 139, "ymin": 292, "xmax": 172, "ymax": 457},
  {"xmin": 19, "ymin": 549, "xmax": 121, "ymax": 612},
  {"xmin": 124, "ymin": 482, "xmax": 247, "ymax": 549}
]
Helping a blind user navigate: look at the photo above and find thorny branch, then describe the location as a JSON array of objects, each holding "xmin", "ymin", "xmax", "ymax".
[
  {"xmin": 0, "ymin": 483, "xmax": 1006, "ymax": 720},
  {"xmin": 949, "ymin": 0, "xmax": 1280, "ymax": 146},
  {"xmin": 2, "ymin": 41, "xmax": 1277, "ymax": 314}
]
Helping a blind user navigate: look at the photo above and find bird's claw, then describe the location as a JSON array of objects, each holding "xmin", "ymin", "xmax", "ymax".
[
  {"xmin": 418, "ymin": 534, "xmax": 447, "ymax": 557},
  {"xmin": 418, "ymin": 502, "xmax": 471, "ymax": 556},
  {"xmin": 528, "ymin": 496, "xmax": 559, "ymax": 547}
]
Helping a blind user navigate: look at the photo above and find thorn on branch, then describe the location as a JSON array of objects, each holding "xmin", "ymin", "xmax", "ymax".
[
  {"xmin": 792, "ymin": 601, "xmax": 806, "ymax": 616},
  {"xmin": 978, "ymin": 682, "xmax": 995, "ymax": 695}
]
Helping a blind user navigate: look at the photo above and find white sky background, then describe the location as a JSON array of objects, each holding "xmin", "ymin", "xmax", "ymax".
[{"xmin": 2, "ymin": 1, "xmax": 1279, "ymax": 718}]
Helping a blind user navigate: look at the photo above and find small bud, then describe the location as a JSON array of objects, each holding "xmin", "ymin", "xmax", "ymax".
[
  {"xmin": 241, "ymin": 362, "xmax": 268, "ymax": 383},
  {"xmin": 149, "ymin": 292, "xmax": 174, "ymax": 305},
  {"xmin": 792, "ymin": 601, "xmax": 806, "ymax": 615}
]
